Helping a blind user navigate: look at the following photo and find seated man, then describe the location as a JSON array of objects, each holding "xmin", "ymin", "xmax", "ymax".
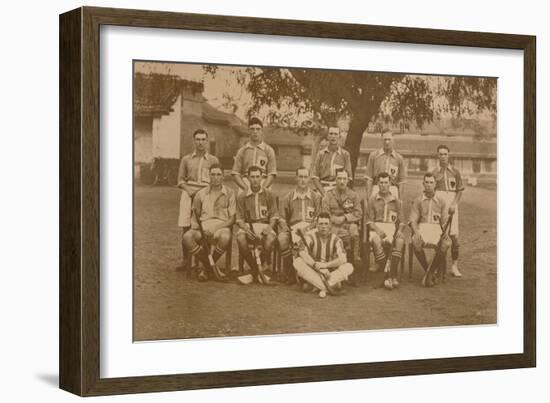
[
  {"xmin": 321, "ymin": 168, "xmax": 362, "ymax": 284},
  {"xmin": 182, "ymin": 164, "xmax": 236, "ymax": 281},
  {"xmin": 409, "ymin": 172, "xmax": 452, "ymax": 282},
  {"xmin": 235, "ymin": 165, "xmax": 278, "ymax": 285},
  {"xmin": 278, "ymin": 167, "xmax": 322, "ymax": 284},
  {"xmin": 366, "ymin": 172, "xmax": 406, "ymax": 289},
  {"xmin": 293, "ymin": 212, "xmax": 353, "ymax": 298}
]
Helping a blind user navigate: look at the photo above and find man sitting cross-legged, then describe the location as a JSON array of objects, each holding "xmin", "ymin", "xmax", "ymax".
[{"xmin": 293, "ymin": 212, "xmax": 353, "ymax": 298}]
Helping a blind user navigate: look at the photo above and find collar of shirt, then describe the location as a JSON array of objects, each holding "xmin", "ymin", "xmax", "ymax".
[
  {"xmin": 191, "ymin": 151, "xmax": 210, "ymax": 159},
  {"xmin": 292, "ymin": 189, "xmax": 312, "ymax": 201},
  {"xmin": 244, "ymin": 141, "xmax": 266, "ymax": 151},
  {"xmin": 374, "ymin": 148, "xmax": 397, "ymax": 159},
  {"xmin": 375, "ymin": 192, "xmax": 396, "ymax": 202},
  {"xmin": 422, "ymin": 192, "xmax": 441, "ymax": 204},
  {"xmin": 320, "ymin": 146, "xmax": 342, "ymax": 155},
  {"xmin": 437, "ymin": 162, "xmax": 455, "ymax": 174},
  {"xmin": 206, "ymin": 185, "xmax": 228, "ymax": 196},
  {"xmin": 246, "ymin": 187, "xmax": 265, "ymax": 197}
]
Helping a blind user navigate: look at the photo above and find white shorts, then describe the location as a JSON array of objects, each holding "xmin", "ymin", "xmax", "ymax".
[
  {"xmin": 177, "ymin": 191, "xmax": 192, "ymax": 227},
  {"xmin": 237, "ymin": 222, "xmax": 276, "ymax": 238},
  {"xmin": 418, "ymin": 223, "xmax": 443, "ymax": 246},
  {"xmin": 368, "ymin": 222, "xmax": 396, "ymax": 242},
  {"xmin": 435, "ymin": 190, "xmax": 459, "ymax": 235},
  {"xmin": 371, "ymin": 184, "xmax": 399, "ymax": 199}
]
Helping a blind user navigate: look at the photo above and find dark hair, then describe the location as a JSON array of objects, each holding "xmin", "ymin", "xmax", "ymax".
[
  {"xmin": 381, "ymin": 128, "xmax": 393, "ymax": 136},
  {"xmin": 209, "ymin": 163, "xmax": 223, "ymax": 173},
  {"xmin": 248, "ymin": 117, "xmax": 263, "ymax": 128},
  {"xmin": 317, "ymin": 212, "xmax": 331, "ymax": 221},
  {"xmin": 423, "ymin": 172, "xmax": 435, "ymax": 181},
  {"xmin": 295, "ymin": 166, "xmax": 309, "ymax": 176},
  {"xmin": 247, "ymin": 165, "xmax": 262, "ymax": 176},
  {"xmin": 437, "ymin": 144, "xmax": 450, "ymax": 153},
  {"xmin": 193, "ymin": 129, "xmax": 208, "ymax": 138},
  {"xmin": 377, "ymin": 172, "xmax": 391, "ymax": 181},
  {"xmin": 335, "ymin": 168, "xmax": 349, "ymax": 178}
]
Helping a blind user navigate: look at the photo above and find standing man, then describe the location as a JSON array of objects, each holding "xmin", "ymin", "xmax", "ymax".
[
  {"xmin": 277, "ymin": 167, "xmax": 322, "ymax": 283},
  {"xmin": 183, "ymin": 164, "xmax": 236, "ymax": 281},
  {"xmin": 432, "ymin": 145, "xmax": 464, "ymax": 277},
  {"xmin": 321, "ymin": 169, "xmax": 362, "ymax": 282},
  {"xmin": 366, "ymin": 172, "xmax": 406, "ymax": 289},
  {"xmin": 409, "ymin": 173, "xmax": 452, "ymax": 278},
  {"xmin": 235, "ymin": 166, "xmax": 279, "ymax": 285},
  {"xmin": 176, "ymin": 129, "xmax": 219, "ymax": 268},
  {"xmin": 232, "ymin": 116, "xmax": 277, "ymax": 192},
  {"xmin": 293, "ymin": 212, "xmax": 353, "ymax": 298},
  {"xmin": 364, "ymin": 129, "xmax": 407, "ymax": 199},
  {"xmin": 311, "ymin": 126, "xmax": 352, "ymax": 196}
]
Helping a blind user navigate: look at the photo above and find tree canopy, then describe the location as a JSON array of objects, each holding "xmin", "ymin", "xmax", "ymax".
[{"xmin": 205, "ymin": 65, "xmax": 497, "ymax": 173}]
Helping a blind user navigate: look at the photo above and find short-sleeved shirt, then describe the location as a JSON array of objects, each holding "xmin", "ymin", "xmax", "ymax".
[
  {"xmin": 236, "ymin": 187, "xmax": 279, "ymax": 224},
  {"xmin": 366, "ymin": 192, "xmax": 404, "ymax": 224},
  {"xmin": 322, "ymin": 188, "xmax": 362, "ymax": 223},
  {"xmin": 299, "ymin": 231, "xmax": 347, "ymax": 263},
  {"xmin": 232, "ymin": 141, "xmax": 277, "ymax": 178},
  {"xmin": 279, "ymin": 189, "xmax": 322, "ymax": 226},
  {"xmin": 409, "ymin": 193, "xmax": 449, "ymax": 225},
  {"xmin": 192, "ymin": 185, "xmax": 236, "ymax": 223},
  {"xmin": 364, "ymin": 148, "xmax": 407, "ymax": 186},
  {"xmin": 177, "ymin": 152, "xmax": 219, "ymax": 196},
  {"xmin": 311, "ymin": 147, "xmax": 352, "ymax": 181},
  {"xmin": 431, "ymin": 164, "xmax": 465, "ymax": 193}
]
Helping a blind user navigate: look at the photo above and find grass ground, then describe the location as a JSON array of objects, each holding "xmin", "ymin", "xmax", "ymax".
[{"xmin": 133, "ymin": 179, "xmax": 497, "ymax": 341}]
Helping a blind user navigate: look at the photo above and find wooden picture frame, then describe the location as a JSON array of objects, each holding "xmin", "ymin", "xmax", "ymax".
[{"xmin": 59, "ymin": 6, "xmax": 536, "ymax": 396}]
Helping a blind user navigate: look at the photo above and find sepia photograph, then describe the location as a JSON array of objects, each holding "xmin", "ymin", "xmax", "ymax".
[{"xmin": 133, "ymin": 60, "xmax": 497, "ymax": 342}]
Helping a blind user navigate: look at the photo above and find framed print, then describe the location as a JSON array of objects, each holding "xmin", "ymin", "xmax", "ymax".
[{"xmin": 59, "ymin": 6, "xmax": 536, "ymax": 396}]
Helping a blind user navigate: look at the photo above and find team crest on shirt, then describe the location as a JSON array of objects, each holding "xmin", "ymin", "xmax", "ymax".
[
  {"xmin": 260, "ymin": 205, "xmax": 268, "ymax": 218},
  {"xmin": 389, "ymin": 211, "xmax": 398, "ymax": 223},
  {"xmin": 432, "ymin": 213, "xmax": 441, "ymax": 223},
  {"xmin": 258, "ymin": 155, "xmax": 268, "ymax": 168},
  {"xmin": 389, "ymin": 164, "xmax": 398, "ymax": 178},
  {"xmin": 448, "ymin": 178, "xmax": 457, "ymax": 190},
  {"xmin": 306, "ymin": 206, "xmax": 315, "ymax": 220},
  {"xmin": 343, "ymin": 198, "xmax": 354, "ymax": 211}
]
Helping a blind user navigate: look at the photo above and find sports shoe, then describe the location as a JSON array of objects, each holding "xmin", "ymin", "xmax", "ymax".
[
  {"xmin": 392, "ymin": 278, "xmax": 399, "ymax": 288},
  {"xmin": 318, "ymin": 290, "xmax": 327, "ymax": 298},
  {"xmin": 451, "ymin": 263, "xmax": 462, "ymax": 277},
  {"xmin": 384, "ymin": 278, "xmax": 393, "ymax": 290},
  {"xmin": 236, "ymin": 273, "xmax": 254, "ymax": 285}
]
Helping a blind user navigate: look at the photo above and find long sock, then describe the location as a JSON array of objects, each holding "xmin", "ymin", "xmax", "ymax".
[
  {"xmin": 451, "ymin": 244, "xmax": 459, "ymax": 261},
  {"xmin": 280, "ymin": 248, "xmax": 293, "ymax": 280},
  {"xmin": 414, "ymin": 249, "xmax": 429, "ymax": 271},
  {"xmin": 243, "ymin": 249, "xmax": 260, "ymax": 275},
  {"xmin": 374, "ymin": 251, "xmax": 386, "ymax": 270},
  {"xmin": 212, "ymin": 246, "xmax": 224, "ymax": 263},
  {"xmin": 390, "ymin": 249, "xmax": 402, "ymax": 278}
]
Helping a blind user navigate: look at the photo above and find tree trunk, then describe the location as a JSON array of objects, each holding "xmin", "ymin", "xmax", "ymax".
[{"xmin": 345, "ymin": 114, "xmax": 372, "ymax": 177}]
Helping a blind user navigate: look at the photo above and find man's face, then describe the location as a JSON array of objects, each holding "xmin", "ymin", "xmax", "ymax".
[
  {"xmin": 317, "ymin": 217, "xmax": 331, "ymax": 235},
  {"xmin": 336, "ymin": 171, "xmax": 349, "ymax": 190},
  {"xmin": 249, "ymin": 123, "xmax": 263, "ymax": 143},
  {"xmin": 194, "ymin": 133, "xmax": 208, "ymax": 151},
  {"xmin": 248, "ymin": 170, "xmax": 262, "ymax": 189},
  {"xmin": 327, "ymin": 127, "xmax": 340, "ymax": 145},
  {"xmin": 438, "ymin": 148, "xmax": 449, "ymax": 165},
  {"xmin": 382, "ymin": 132, "xmax": 394, "ymax": 151},
  {"xmin": 209, "ymin": 168, "xmax": 223, "ymax": 187},
  {"xmin": 423, "ymin": 176, "xmax": 436, "ymax": 194},
  {"xmin": 296, "ymin": 168, "xmax": 309, "ymax": 189},
  {"xmin": 378, "ymin": 176, "xmax": 390, "ymax": 194}
]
